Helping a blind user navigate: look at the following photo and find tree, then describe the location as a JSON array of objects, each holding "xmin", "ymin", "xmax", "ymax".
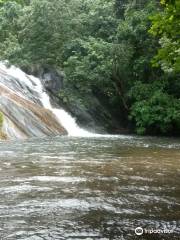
[
  {"xmin": 129, "ymin": 81, "xmax": 180, "ymax": 135},
  {"xmin": 127, "ymin": 0, "xmax": 180, "ymax": 135},
  {"xmin": 63, "ymin": 0, "xmax": 133, "ymax": 111},
  {"xmin": 0, "ymin": 0, "xmax": 29, "ymax": 5},
  {"xmin": 0, "ymin": 0, "xmax": 80, "ymax": 68},
  {"xmin": 0, "ymin": 1, "xmax": 23, "ymax": 64},
  {"xmin": 149, "ymin": 0, "xmax": 180, "ymax": 73},
  {"xmin": 115, "ymin": 1, "xmax": 158, "ymax": 109}
]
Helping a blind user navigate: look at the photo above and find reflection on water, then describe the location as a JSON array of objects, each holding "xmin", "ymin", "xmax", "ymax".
[{"xmin": 0, "ymin": 135, "xmax": 180, "ymax": 240}]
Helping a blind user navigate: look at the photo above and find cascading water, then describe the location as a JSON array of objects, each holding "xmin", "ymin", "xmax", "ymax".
[
  {"xmin": 0, "ymin": 62, "xmax": 93, "ymax": 137},
  {"xmin": 40, "ymin": 92, "xmax": 93, "ymax": 137}
]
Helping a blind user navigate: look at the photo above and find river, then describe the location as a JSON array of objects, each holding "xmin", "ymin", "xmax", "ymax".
[{"xmin": 0, "ymin": 135, "xmax": 179, "ymax": 240}]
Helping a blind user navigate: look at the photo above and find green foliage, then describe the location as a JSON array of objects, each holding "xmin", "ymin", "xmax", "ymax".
[
  {"xmin": 19, "ymin": 0, "xmax": 77, "ymax": 67},
  {"xmin": 0, "ymin": 1, "xmax": 24, "ymax": 65},
  {"xmin": 117, "ymin": 1, "xmax": 158, "ymax": 81},
  {"xmin": 0, "ymin": 0, "xmax": 80, "ymax": 67},
  {"xmin": 77, "ymin": 0, "xmax": 118, "ymax": 41},
  {"xmin": 62, "ymin": 0, "xmax": 129, "ymax": 109},
  {"xmin": 149, "ymin": 0, "xmax": 180, "ymax": 73},
  {"xmin": 64, "ymin": 38, "xmax": 114, "ymax": 95},
  {"xmin": 0, "ymin": 0, "xmax": 24, "ymax": 4},
  {"xmin": 129, "ymin": 81, "xmax": 180, "ymax": 134}
]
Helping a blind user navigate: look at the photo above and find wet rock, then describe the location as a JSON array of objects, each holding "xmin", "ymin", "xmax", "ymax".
[
  {"xmin": 41, "ymin": 67, "xmax": 64, "ymax": 94},
  {"xmin": 25, "ymin": 65, "xmax": 64, "ymax": 94},
  {"xmin": 0, "ymin": 71, "xmax": 67, "ymax": 139}
]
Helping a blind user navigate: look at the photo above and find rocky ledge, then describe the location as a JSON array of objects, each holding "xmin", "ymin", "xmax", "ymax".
[{"xmin": 0, "ymin": 69, "xmax": 67, "ymax": 140}]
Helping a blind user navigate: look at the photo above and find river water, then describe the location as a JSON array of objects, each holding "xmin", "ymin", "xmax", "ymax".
[{"xmin": 0, "ymin": 135, "xmax": 179, "ymax": 240}]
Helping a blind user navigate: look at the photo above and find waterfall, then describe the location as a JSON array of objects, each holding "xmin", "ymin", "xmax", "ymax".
[
  {"xmin": 0, "ymin": 62, "xmax": 94, "ymax": 137},
  {"xmin": 40, "ymin": 92, "xmax": 93, "ymax": 137}
]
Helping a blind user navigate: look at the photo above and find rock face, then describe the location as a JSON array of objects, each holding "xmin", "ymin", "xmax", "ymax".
[
  {"xmin": 26, "ymin": 65, "xmax": 64, "ymax": 94},
  {"xmin": 41, "ymin": 67, "xmax": 64, "ymax": 94},
  {"xmin": 0, "ymin": 65, "xmax": 67, "ymax": 139}
]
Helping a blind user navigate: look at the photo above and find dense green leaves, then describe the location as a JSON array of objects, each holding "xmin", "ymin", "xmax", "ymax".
[
  {"xmin": 149, "ymin": 0, "xmax": 180, "ymax": 73},
  {"xmin": 0, "ymin": 0, "xmax": 80, "ymax": 67},
  {"xmin": 129, "ymin": 81, "xmax": 180, "ymax": 134},
  {"xmin": 64, "ymin": 38, "xmax": 113, "ymax": 93}
]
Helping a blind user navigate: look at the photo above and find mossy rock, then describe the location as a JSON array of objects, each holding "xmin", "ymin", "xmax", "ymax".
[
  {"xmin": 0, "ymin": 131, "xmax": 7, "ymax": 140},
  {"xmin": 0, "ymin": 111, "xmax": 3, "ymax": 128},
  {"xmin": 0, "ymin": 111, "xmax": 7, "ymax": 140}
]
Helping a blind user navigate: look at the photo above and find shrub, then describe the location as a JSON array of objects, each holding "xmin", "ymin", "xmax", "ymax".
[{"xmin": 129, "ymin": 83, "xmax": 180, "ymax": 135}]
